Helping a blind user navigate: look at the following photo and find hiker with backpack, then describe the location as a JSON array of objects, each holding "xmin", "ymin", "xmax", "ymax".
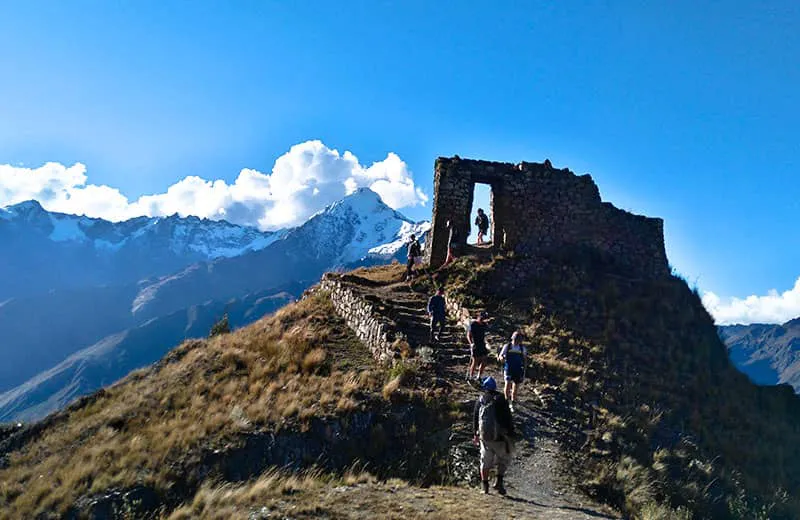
[
  {"xmin": 474, "ymin": 208, "xmax": 489, "ymax": 245},
  {"xmin": 498, "ymin": 331, "xmax": 527, "ymax": 413},
  {"xmin": 427, "ymin": 287, "xmax": 447, "ymax": 342},
  {"xmin": 473, "ymin": 376, "xmax": 515, "ymax": 495},
  {"xmin": 466, "ymin": 311, "xmax": 490, "ymax": 383},
  {"xmin": 405, "ymin": 234, "xmax": 422, "ymax": 281}
]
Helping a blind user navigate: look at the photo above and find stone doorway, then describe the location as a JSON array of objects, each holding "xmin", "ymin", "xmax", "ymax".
[{"xmin": 467, "ymin": 182, "xmax": 495, "ymax": 248}]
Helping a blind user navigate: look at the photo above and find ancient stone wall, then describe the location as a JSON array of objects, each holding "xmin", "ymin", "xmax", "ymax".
[
  {"xmin": 318, "ymin": 275, "xmax": 403, "ymax": 363},
  {"xmin": 426, "ymin": 157, "xmax": 669, "ymax": 278}
]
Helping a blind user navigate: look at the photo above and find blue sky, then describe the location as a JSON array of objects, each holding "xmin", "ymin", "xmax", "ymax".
[{"xmin": 1, "ymin": 1, "xmax": 799, "ymax": 323}]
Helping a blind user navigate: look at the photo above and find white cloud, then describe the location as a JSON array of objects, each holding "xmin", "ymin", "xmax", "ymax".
[
  {"xmin": 0, "ymin": 140, "xmax": 428, "ymax": 230},
  {"xmin": 703, "ymin": 277, "xmax": 800, "ymax": 325}
]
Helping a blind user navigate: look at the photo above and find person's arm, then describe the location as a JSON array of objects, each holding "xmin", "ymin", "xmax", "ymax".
[
  {"xmin": 467, "ymin": 323, "xmax": 474, "ymax": 345},
  {"xmin": 427, "ymin": 297, "xmax": 433, "ymax": 315},
  {"xmin": 473, "ymin": 398, "xmax": 481, "ymax": 436},
  {"xmin": 498, "ymin": 344, "xmax": 508, "ymax": 361}
]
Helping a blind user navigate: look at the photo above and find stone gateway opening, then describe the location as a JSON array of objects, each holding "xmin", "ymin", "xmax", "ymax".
[
  {"xmin": 425, "ymin": 156, "xmax": 669, "ymax": 279},
  {"xmin": 468, "ymin": 183, "xmax": 493, "ymax": 247}
]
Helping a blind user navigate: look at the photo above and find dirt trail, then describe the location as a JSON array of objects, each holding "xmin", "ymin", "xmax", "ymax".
[{"xmin": 332, "ymin": 270, "xmax": 618, "ymax": 519}]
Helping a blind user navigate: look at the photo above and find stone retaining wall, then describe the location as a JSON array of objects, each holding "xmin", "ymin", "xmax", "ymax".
[{"xmin": 318, "ymin": 275, "xmax": 404, "ymax": 364}]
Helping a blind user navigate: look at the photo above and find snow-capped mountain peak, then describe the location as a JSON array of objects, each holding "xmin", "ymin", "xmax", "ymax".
[{"xmin": 287, "ymin": 188, "xmax": 429, "ymax": 264}]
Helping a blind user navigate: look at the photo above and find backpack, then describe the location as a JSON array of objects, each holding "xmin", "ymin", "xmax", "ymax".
[
  {"xmin": 504, "ymin": 343, "xmax": 526, "ymax": 375},
  {"xmin": 478, "ymin": 393, "xmax": 505, "ymax": 442},
  {"xmin": 410, "ymin": 240, "xmax": 422, "ymax": 257}
]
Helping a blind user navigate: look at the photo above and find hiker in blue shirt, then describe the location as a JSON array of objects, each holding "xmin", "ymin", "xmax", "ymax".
[
  {"xmin": 427, "ymin": 287, "xmax": 447, "ymax": 342},
  {"xmin": 498, "ymin": 331, "xmax": 527, "ymax": 413}
]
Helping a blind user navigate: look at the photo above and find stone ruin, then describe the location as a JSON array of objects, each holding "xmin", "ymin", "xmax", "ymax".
[{"xmin": 425, "ymin": 156, "xmax": 669, "ymax": 279}]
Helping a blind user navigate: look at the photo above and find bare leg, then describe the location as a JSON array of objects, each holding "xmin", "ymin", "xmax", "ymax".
[
  {"xmin": 477, "ymin": 357, "xmax": 487, "ymax": 379},
  {"xmin": 468, "ymin": 357, "xmax": 476, "ymax": 378},
  {"xmin": 511, "ymin": 382, "xmax": 518, "ymax": 403},
  {"xmin": 504, "ymin": 379, "xmax": 511, "ymax": 401}
]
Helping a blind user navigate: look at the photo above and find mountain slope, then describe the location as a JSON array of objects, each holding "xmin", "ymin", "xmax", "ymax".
[
  {"xmin": 130, "ymin": 188, "xmax": 429, "ymax": 320},
  {"xmin": 415, "ymin": 251, "xmax": 800, "ymax": 519},
  {"xmin": 0, "ymin": 285, "xmax": 140, "ymax": 392},
  {"xmin": 0, "ymin": 289, "xmax": 295, "ymax": 423},
  {"xmin": 0, "ymin": 200, "xmax": 280, "ymax": 299},
  {"xmin": 0, "ymin": 293, "xmax": 452, "ymax": 518},
  {"xmin": 0, "ymin": 189, "xmax": 428, "ymax": 421},
  {"xmin": 719, "ymin": 318, "xmax": 800, "ymax": 391}
]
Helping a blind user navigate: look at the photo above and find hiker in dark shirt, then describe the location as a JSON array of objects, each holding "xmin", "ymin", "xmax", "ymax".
[
  {"xmin": 427, "ymin": 287, "xmax": 447, "ymax": 342},
  {"xmin": 405, "ymin": 234, "xmax": 422, "ymax": 281},
  {"xmin": 473, "ymin": 376, "xmax": 514, "ymax": 495},
  {"xmin": 475, "ymin": 208, "xmax": 489, "ymax": 245},
  {"xmin": 466, "ymin": 311, "xmax": 490, "ymax": 382}
]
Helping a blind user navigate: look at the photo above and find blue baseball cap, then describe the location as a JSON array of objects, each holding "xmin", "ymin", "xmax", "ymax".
[{"xmin": 481, "ymin": 376, "xmax": 497, "ymax": 391}]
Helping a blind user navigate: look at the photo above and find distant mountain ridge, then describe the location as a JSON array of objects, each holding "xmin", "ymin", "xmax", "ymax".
[
  {"xmin": 719, "ymin": 317, "xmax": 800, "ymax": 392},
  {"xmin": 0, "ymin": 200, "xmax": 282, "ymax": 300},
  {"xmin": 0, "ymin": 188, "xmax": 429, "ymax": 422},
  {"xmin": 126, "ymin": 188, "xmax": 430, "ymax": 321}
]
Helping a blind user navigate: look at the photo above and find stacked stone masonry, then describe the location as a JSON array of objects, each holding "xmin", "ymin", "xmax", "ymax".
[
  {"xmin": 319, "ymin": 275, "xmax": 404, "ymax": 364},
  {"xmin": 425, "ymin": 157, "xmax": 670, "ymax": 278}
]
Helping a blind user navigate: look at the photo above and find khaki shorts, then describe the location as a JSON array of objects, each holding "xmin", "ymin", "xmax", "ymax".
[{"xmin": 480, "ymin": 439, "xmax": 511, "ymax": 476}]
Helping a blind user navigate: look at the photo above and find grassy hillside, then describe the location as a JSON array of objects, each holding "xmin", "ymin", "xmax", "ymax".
[
  {"xmin": 430, "ymin": 251, "xmax": 800, "ymax": 519},
  {"xmin": 0, "ymin": 292, "xmax": 452, "ymax": 519},
  {"xmin": 3, "ymin": 250, "xmax": 799, "ymax": 519}
]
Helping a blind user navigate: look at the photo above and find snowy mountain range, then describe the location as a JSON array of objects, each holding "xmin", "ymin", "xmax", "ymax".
[
  {"xmin": 0, "ymin": 189, "xmax": 429, "ymax": 422},
  {"xmin": 0, "ymin": 200, "xmax": 282, "ymax": 300}
]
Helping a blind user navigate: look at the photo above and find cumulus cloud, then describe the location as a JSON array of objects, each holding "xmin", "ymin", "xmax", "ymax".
[
  {"xmin": 0, "ymin": 140, "xmax": 427, "ymax": 230},
  {"xmin": 703, "ymin": 277, "xmax": 800, "ymax": 325}
]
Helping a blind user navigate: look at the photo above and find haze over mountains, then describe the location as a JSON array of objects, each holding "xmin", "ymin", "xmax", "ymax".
[{"xmin": 0, "ymin": 188, "xmax": 428, "ymax": 421}]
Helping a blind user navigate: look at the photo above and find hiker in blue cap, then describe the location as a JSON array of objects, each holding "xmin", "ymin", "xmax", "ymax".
[{"xmin": 473, "ymin": 376, "xmax": 515, "ymax": 495}]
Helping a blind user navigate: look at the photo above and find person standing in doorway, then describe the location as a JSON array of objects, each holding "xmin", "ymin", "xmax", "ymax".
[{"xmin": 475, "ymin": 208, "xmax": 489, "ymax": 245}]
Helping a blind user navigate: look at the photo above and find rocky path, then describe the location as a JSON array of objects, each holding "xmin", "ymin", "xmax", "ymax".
[{"xmin": 332, "ymin": 270, "xmax": 618, "ymax": 519}]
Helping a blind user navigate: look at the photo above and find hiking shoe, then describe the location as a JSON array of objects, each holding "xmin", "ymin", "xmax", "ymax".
[
  {"xmin": 482, "ymin": 480, "xmax": 490, "ymax": 494},
  {"xmin": 494, "ymin": 478, "xmax": 507, "ymax": 496}
]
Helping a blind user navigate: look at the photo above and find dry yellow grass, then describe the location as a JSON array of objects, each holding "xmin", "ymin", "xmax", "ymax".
[
  {"xmin": 164, "ymin": 468, "xmax": 588, "ymax": 520},
  {"xmin": 0, "ymin": 292, "xmax": 385, "ymax": 519}
]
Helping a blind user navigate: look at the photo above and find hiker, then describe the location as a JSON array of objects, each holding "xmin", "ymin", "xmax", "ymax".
[
  {"xmin": 405, "ymin": 234, "xmax": 422, "ymax": 281},
  {"xmin": 427, "ymin": 287, "xmax": 447, "ymax": 342},
  {"xmin": 498, "ymin": 331, "xmax": 527, "ymax": 413},
  {"xmin": 473, "ymin": 376, "xmax": 515, "ymax": 495},
  {"xmin": 475, "ymin": 208, "xmax": 489, "ymax": 245},
  {"xmin": 466, "ymin": 311, "xmax": 490, "ymax": 382},
  {"xmin": 444, "ymin": 219, "xmax": 460, "ymax": 265}
]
